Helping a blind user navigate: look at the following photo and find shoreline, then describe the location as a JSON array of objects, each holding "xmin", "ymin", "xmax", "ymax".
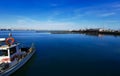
[{"xmin": 1, "ymin": 29, "xmax": 120, "ymax": 36}]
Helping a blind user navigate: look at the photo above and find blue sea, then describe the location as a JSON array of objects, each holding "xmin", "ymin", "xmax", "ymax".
[{"xmin": 1, "ymin": 31, "xmax": 120, "ymax": 76}]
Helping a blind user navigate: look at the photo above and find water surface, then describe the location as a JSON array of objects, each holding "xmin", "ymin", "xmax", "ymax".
[{"xmin": 1, "ymin": 31, "xmax": 120, "ymax": 76}]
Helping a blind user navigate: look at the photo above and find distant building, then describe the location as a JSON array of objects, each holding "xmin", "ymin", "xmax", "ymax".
[
  {"xmin": 86, "ymin": 28, "xmax": 103, "ymax": 32},
  {"xmin": 99, "ymin": 28, "xmax": 104, "ymax": 32}
]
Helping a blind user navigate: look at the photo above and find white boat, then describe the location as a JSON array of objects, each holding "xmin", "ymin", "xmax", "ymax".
[{"xmin": 0, "ymin": 34, "xmax": 35, "ymax": 76}]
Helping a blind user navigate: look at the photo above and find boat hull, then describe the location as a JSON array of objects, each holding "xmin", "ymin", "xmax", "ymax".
[{"xmin": 0, "ymin": 49, "xmax": 35, "ymax": 76}]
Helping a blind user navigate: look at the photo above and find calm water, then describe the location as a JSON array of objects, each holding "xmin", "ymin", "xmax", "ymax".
[{"xmin": 1, "ymin": 31, "xmax": 120, "ymax": 76}]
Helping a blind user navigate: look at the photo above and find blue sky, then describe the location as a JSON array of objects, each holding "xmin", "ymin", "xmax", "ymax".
[{"xmin": 0, "ymin": 0, "xmax": 120, "ymax": 30}]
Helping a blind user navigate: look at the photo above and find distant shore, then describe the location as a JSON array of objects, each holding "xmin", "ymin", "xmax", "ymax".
[
  {"xmin": 71, "ymin": 28, "xmax": 120, "ymax": 35},
  {"xmin": 1, "ymin": 28, "xmax": 120, "ymax": 36},
  {"xmin": 48, "ymin": 28, "xmax": 120, "ymax": 36}
]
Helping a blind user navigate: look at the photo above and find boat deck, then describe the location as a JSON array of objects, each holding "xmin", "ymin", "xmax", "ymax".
[{"xmin": 0, "ymin": 44, "xmax": 19, "ymax": 50}]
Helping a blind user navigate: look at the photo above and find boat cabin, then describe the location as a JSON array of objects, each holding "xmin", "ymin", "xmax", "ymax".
[{"xmin": 0, "ymin": 38, "xmax": 20, "ymax": 64}]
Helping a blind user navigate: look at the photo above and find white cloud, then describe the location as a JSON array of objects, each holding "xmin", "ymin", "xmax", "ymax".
[
  {"xmin": 14, "ymin": 17, "xmax": 77, "ymax": 30},
  {"xmin": 103, "ymin": 20, "xmax": 120, "ymax": 23},
  {"xmin": 98, "ymin": 12, "xmax": 116, "ymax": 17},
  {"xmin": 47, "ymin": 10, "xmax": 63, "ymax": 21},
  {"xmin": 73, "ymin": 1, "xmax": 120, "ymax": 18}
]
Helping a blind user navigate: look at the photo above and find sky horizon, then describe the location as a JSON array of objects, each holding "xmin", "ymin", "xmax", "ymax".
[{"xmin": 0, "ymin": 0, "xmax": 120, "ymax": 30}]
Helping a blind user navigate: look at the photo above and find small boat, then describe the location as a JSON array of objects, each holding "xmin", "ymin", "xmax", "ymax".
[{"xmin": 0, "ymin": 33, "xmax": 35, "ymax": 76}]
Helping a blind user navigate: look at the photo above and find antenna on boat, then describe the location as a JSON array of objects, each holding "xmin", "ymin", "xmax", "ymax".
[{"xmin": 9, "ymin": 33, "xmax": 12, "ymax": 37}]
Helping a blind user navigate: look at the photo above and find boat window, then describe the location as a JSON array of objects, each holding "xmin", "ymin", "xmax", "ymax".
[
  {"xmin": 10, "ymin": 47, "xmax": 16, "ymax": 55},
  {"xmin": 0, "ymin": 50, "xmax": 8, "ymax": 56}
]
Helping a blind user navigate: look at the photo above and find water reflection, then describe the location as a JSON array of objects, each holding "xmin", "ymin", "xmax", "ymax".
[{"xmin": 84, "ymin": 33, "xmax": 120, "ymax": 38}]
